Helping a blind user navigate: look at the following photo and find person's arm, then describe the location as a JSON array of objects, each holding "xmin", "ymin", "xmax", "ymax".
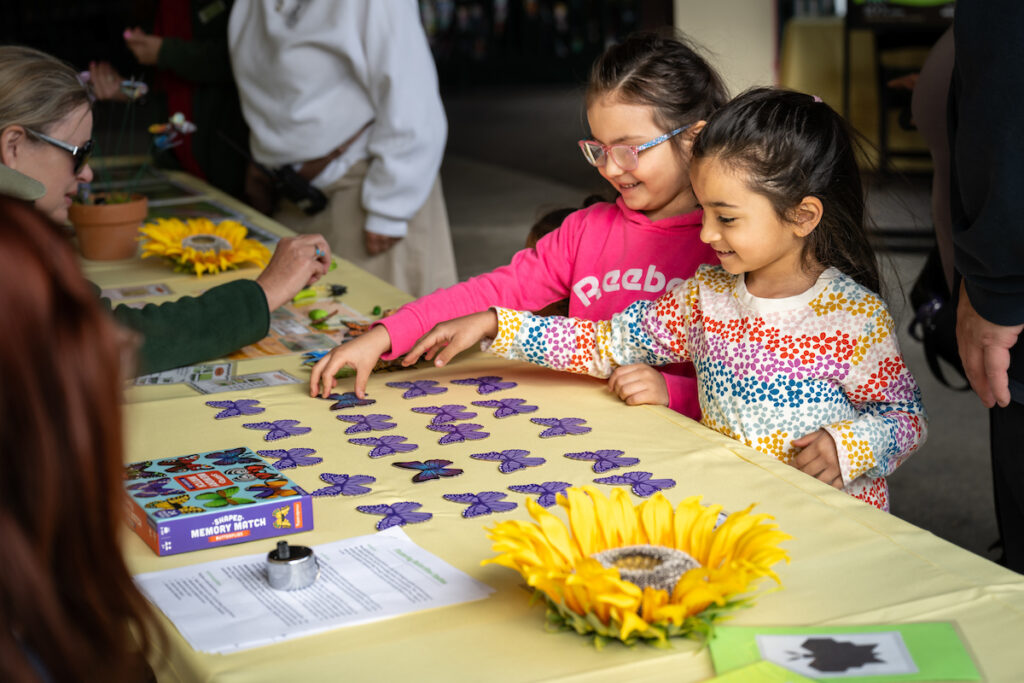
[
  {"xmin": 102, "ymin": 279, "xmax": 269, "ymax": 376},
  {"xmin": 821, "ymin": 306, "xmax": 928, "ymax": 485},
  {"xmin": 358, "ymin": 1, "xmax": 447, "ymax": 240},
  {"xmin": 379, "ymin": 211, "xmax": 588, "ymax": 358},
  {"xmin": 949, "ymin": 2, "xmax": 1024, "ymax": 407},
  {"xmin": 486, "ymin": 282, "xmax": 696, "ymax": 377}
]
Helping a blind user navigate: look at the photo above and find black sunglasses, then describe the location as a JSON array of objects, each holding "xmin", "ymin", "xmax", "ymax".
[{"xmin": 26, "ymin": 128, "xmax": 95, "ymax": 174}]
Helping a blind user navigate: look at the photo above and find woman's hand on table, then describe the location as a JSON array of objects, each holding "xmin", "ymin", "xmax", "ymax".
[
  {"xmin": 256, "ymin": 234, "xmax": 332, "ymax": 311},
  {"xmin": 790, "ymin": 429, "xmax": 843, "ymax": 489},
  {"xmin": 607, "ymin": 364, "xmax": 669, "ymax": 406},
  {"xmin": 310, "ymin": 325, "xmax": 392, "ymax": 399},
  {"xmin": 403, "ymin": 311, "xmax": 499, "ymax": 368}
]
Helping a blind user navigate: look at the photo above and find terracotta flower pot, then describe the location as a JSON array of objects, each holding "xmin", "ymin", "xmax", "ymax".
[{"xmin": 69, "ymin": 194, "xmax": 149, "ymax": 261}]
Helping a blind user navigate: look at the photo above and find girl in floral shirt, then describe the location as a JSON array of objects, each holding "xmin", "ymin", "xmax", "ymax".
[{"xmin": 404, "ymin": 88, "xmax": 927, "ymax": 511}]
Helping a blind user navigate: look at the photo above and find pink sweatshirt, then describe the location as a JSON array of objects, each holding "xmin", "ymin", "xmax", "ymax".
[{"xmin": 378, "ymin": 197, "xmax": 718, "ymax": 419}]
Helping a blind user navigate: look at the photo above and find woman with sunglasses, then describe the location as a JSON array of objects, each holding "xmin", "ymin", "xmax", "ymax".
[
  {"xmin": 0, "ymin": 45, "xmax": 332, "ymax": 375},
  {"xmin": 311, "ymin": 32, "xmax": 725, "ymax": 420}
]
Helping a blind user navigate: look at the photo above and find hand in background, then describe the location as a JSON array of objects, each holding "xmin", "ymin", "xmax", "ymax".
[
  {"xmin": 123, "ymin": 27, "xmax": 163, "ymax": 66},
  {"xmin": 87, "ymin": 61, "xmax": 129, "ymax": 101},
  {"xmin": 310, "ymin": 326, "xmax": 392, "ymax": 399},
  {"xmin": 790, "ymin": 429, "xmax": 843, "ymax": 489},
  {"xmin": 256, "ymin": 234, "xmax": 331, "ymax": 311},
  {"xmin": 403, "ymin": 310, "xmax": 499, "ymax": 368},
  {"xmin": 607, "ymin": 364, "xmax": 669, "ymax": 406},
  {"xmin": 364, "ymin": 230, "xmax": 401, "ymax": 255},
  {"xmin": 956, "ymin": 281, "xmax": 1024, "ymax": 408}
]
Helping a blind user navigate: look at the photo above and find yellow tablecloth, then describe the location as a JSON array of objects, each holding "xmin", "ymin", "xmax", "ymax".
[{"xmin": 85, "ymin": 173, "xmax": 1024, "ymax": 682}]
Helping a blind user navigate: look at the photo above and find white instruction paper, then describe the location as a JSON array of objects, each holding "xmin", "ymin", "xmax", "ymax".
[{"xmin": 134, "ymin": 527, "xmax": 494, "ymax": 654}]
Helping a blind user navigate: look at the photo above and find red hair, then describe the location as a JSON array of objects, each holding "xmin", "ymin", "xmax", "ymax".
[{"xmin": 0, "ymin": 197, "xmax": 156, "ymax": 682}]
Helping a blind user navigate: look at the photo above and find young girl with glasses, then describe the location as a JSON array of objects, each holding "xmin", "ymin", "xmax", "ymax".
[
  {"xmin": 311, "ymin": 32, "xmax": 726, "ymax": 419},
  {"xmin": 404, "ymin": 88, "xmax": 928, "ymax": 511}
]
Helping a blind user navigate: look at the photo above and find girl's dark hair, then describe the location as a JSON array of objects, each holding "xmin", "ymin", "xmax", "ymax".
[
  {"xmin": 586, "ymin": 31, "xmax": 728, "ymax": 150},
  {"xmin": 0, "ymin": 198, "xmax": 157, "ymax": 682},
  {"xmin": 692, "ymin": 87, "xmax": 880, "ymax": 293}
]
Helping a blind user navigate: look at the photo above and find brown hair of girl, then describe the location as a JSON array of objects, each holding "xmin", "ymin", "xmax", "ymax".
[{"xmin": 0, "ymin": 197, "xmax": 156, "ymax": 682}]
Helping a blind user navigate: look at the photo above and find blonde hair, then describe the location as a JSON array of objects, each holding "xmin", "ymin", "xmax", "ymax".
[{"xmin": 0, "ymin": 45, "xmax": 91, "ymax": 135}]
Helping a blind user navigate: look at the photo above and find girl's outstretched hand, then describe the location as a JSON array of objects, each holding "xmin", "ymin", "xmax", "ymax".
[
  {"xmin": 790, "ymin": 429, "xmax": 843, "ymax": 489},
  {"xmin": 607, "ymin": 364, "xmax": 669, "ymax": 406},
  {"xmin": 403, "ymin": 310, "xmax": 499, "ymax": 368},
  {"xmin": 309, "ymin": 325, "xmax": 392, "ymax": 399}
]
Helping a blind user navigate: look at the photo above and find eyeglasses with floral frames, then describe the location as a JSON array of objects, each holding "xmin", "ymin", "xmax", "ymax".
[
  {"xmin": 25, "ymin": 128, "xmax": 94, "ymax": 175},
  {"xmin": 578, "ymin": 124, "xmax": 692, "ymax": 172}
]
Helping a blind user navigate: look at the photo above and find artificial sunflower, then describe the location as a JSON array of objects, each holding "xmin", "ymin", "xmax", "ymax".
[
  {"xmin": 484, "ymin": 486, "xmax": 790, "ymax": 647},
  {"xmin": 139, "ymin": 217, "xmax": 272, "ymax": 276}
]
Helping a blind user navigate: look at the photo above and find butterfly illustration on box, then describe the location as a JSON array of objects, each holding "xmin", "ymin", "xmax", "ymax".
[
  {"xmin": 224, "ymin": 464, "xmax": 278, "ymax": 481},
  {"xmin": 158, "ymin": 454, "xmax": 215, "ymax": 473},
  {"xmin": 272, "ymin": 505, "xmax": 292, "ymax": 528},
  {"xmin": 195, "ymin": 486, "xmax": 256, "ymax": 508},
  {"xmin": 146, "ymin": 494, "xmax": 204, "ymax": 518},
  {"xmin": 246, "ymin": 478, "xmax": 300, "ymax": 499},
  {"xmin": 204, "ymin": 447, "xmax": 261, "ymax": 467},
  {"xmin": 392, "ymin": 459, "xmax": 464, "ymax": 483},
  {"xmin": 124, "ymin": 461, "xmax": 162, "ymax": 480},
  {"xmin": 126, "ymin": 478, "xmax": 178, "ymax": 498}
]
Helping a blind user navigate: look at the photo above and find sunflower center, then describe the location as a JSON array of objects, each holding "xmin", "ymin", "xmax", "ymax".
[
  {"xmin": 182, "ymin": 233, "xmax": 233, "ymax": 253},
  {"xmin": 592, "ymin": 545, "xmax": 699, "ymax": 594}
]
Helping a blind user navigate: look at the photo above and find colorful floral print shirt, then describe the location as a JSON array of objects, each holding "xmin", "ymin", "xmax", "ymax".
[{"xmin": 488, "ymin": 265, "xmax": 928, "ymax": 511}]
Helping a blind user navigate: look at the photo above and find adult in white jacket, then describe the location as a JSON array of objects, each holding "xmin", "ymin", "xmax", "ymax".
[{"xmin": 228, "ymin": 0, "xmax": 458, "ymax": 296}]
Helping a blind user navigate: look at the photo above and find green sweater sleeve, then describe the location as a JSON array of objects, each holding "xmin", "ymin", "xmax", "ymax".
[{"xmin": 99, "ymin": 279, "xmax": 270, "ymax": 375}]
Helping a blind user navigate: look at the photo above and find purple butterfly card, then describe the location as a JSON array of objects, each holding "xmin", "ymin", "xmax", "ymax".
[
  {"xmin": 427, "ymin": 422, "xmax": 490, "ymax": 445},
  {"xmin": 311, "ymin": 473, "xmax": 376, "ymax": 497},
  {"xmin": 392, "ymin": 459, "xmax": 464, "ymax": 483},
  {"xmin": 410, "ymin": 404, "xmax": 477, "ymax": 424},
  {"xmin": 563, "ymin": 449, "xmax": 639, "ymax": 473},
  {"xmin": 471, "ymin": 449, "xmax": 545, "ymax": 473},
  {"xmin": 205, "ymin": 399, "xmax": 265, "ymax": 419},
  {"xmin": 257, "ymin": 448, "xmax": 323, "ymax": 469},
  {"xmin": 593, "ymin": 471, "xmax": 676, "ymax": 497},
  {"xmin": 348, "ymin": 435, "xmax": 419, "ymax": 458},
  {"xmin": 356, "ymin": 501, "xmax": 433, "ymax": 530},
  {"xmin": 508, "ymin": 481, "xmax": 572, "ymax": 508},
  {"xmin": 321, "ymin": 391, "xmax": 377, "ymax": 410},
  {"xmin": 385, "ymin": 380, "xmax": 447, "ymax": 399},
  {"xmin": 242, "ymin": 419, "xmax": 312, "ymax": 441},
  {"xmin": 336, "ymin": 413, "xmax": 397, "ymax": 434},
  {"xmin": 126, "ymin": 478, "xmax": 177, "ymax": 498},
  {"xmin": 531, "ymin": 417, "xmax": 592, "ymax": 438},
  {"xmin": 450, "ymin": 376, "xmax": 517, "ymax": 394},
  {"xmin": 443, "ymin": 491, "xmax": 518, "ymax": 518},
  {"xmin": 471, "ymin": 397, "xmax": 538, "ymax": 419}
]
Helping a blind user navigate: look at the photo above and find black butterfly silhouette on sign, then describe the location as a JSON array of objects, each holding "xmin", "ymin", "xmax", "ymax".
[{"xmin": 788, "ymin": 637, "xmax": 885, "ymax": 673}]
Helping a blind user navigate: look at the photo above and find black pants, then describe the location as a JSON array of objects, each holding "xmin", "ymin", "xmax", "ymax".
[{"xmin": 991, "ymin": 402, "xmax": 1024, "ymax": 572}]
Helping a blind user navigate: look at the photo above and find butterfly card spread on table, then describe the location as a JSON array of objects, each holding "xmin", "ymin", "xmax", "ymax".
[{"xmin": 123, "ymin": 447, "xmax": 313, "ymax": 557}]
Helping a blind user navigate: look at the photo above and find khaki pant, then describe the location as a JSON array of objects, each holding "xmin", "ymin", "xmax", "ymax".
[{"xmin": 275, "ymin": 160, "xmax": 458, "ymax": 297}]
